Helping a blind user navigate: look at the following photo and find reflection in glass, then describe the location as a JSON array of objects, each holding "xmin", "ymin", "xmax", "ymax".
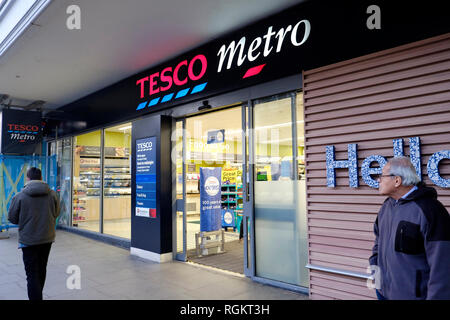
[
  {"xmin": 175, "ymin": 120, "xmax": 184, "ymax": 256},
  {"xmin": 72, "ymin": 131, "xmax": 101, "ymax": 232},
  {"xmin": 54, "ymin": 138, "xmax": 72, "ymax": 226},
  {"xmin": 296, "ymin": 92, "xmax": 308, "ymax": 288},
  {"xmin": 253, "ymin": 94, "xmax": 308, "ymax": 287},
  {"xmin": 103, "ymin": 123, "xmax": 132, "ymax": 239}
]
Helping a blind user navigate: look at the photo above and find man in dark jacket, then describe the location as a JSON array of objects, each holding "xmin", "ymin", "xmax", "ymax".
[
  {"xmin": 369, "ymin": 156, "xmax": 450, "ymax": 300},
  {"xmin": 8, "ymin": 167, "xmax": 60, "ymax": 300}
]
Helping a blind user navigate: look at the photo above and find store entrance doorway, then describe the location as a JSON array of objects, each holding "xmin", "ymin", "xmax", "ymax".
[{"xmin": 175, "ymin": 105, "xmax": 248, "ymax": 275}]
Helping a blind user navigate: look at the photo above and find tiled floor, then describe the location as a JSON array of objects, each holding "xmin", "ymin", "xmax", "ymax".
[
  {"xmin": 75, "ymin": 217, "xmax": 240, "ymax": 248},
  {"xmin": 0, "ymin": 228, "xmax": 309, "ymax": 300}
]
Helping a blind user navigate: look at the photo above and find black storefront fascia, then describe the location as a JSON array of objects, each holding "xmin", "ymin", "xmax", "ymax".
[
  {"xmin": 46, "ymin": 0, "xmax": 449, "ymax": 279},
  {"xmin": 45, "ymin": 0, "xmax": 449, "ymax": 138}
]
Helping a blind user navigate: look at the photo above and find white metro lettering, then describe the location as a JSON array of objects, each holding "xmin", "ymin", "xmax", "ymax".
[
  {"xmin": 217, "ymin": 19, "xmax": 310, "ymax": 72},
  {"xmin": 10, "ymin": 133, "xmax": 35, "ymax": 141}
]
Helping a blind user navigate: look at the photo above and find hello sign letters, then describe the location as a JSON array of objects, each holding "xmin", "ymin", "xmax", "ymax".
[{"xmin": 326, "ymin": 137, "xmax": 450, "ymax": 188}]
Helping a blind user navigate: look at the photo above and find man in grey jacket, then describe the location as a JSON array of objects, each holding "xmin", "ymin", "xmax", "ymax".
[
  {"xmin": 369, "ymin": 157, "xmax": 450, "ymax": 300},
  {"xmin": 8, "ymin": 167, "xmax": 60, "ymax": 300}
]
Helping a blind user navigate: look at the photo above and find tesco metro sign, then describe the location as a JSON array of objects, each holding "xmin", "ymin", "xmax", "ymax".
[
  {"xmin": 135, "ymin": 18, "xmax": 311, "ymax": 111},
  {"xmin": 136, "ymin": 54, "xmax": 207, "ymax": 99}
]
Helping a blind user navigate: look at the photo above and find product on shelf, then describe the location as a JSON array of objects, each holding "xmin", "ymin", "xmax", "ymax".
[
  {"xmin": 72, "ymin": 153, "xmax": 132, "ymax": 225},
  {"xmin": 75, "ymin": 158, "xmax": 131, "ymax": 197},
  {"xmin": 104, "ymin": 166, "xmax": 131, "ymax": 196}
]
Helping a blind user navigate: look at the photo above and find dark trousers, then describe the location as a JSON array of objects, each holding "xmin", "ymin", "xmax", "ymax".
[{"xmin": 21, "ymin": 243, "xmax": 52, "ymax": 300}]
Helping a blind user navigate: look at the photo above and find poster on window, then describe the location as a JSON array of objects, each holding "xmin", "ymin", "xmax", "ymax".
[
  {"xmin": 135, "ymin": 137, "xmax": 157, "ymax": 218},
  {"xmin": 200, "ymin": 167, "xmax": 222, "ymax": 232}
]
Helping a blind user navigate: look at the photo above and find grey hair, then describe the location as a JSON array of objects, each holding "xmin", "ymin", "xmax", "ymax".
[{"xmin": 387, "ymin": 156, "xmax": 421, "ymax": 186}]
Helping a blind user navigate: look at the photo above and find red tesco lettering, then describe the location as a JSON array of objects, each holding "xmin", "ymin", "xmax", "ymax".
[
  {"xmin": 7, "ymin": 124, "xmax": 39, "ymax": 131},
  {"xmin": 136, "ymin": 54, "xmax": 207, "ymax": 99}
]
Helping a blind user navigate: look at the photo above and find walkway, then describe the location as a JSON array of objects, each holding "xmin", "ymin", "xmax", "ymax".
[{"xmin": 0, "ymin": 229, "xmax": 308, "ymax": 300}]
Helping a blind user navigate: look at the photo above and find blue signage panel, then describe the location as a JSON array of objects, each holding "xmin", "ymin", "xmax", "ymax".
[
  {"xmin": 200, "ymin": 167, "xmax": 222, "ymax": 232},
  {"xmin": 135, "ymin": 137, "xmax": 157, "ymax": 218}
]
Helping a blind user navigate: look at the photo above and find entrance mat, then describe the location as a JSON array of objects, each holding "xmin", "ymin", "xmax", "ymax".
[{"xmin": 187, "ymin": 239, "xmax": 244, "ymax": 274}]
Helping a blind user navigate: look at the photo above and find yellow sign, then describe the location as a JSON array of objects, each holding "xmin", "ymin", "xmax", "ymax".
[{"xmin": 222, "ymin": 167, "xmax": 238, "ymax": 184}]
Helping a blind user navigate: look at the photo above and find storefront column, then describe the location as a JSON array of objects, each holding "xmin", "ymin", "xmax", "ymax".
[{"xmin": 130, "ymin": 115, "xmax": 172, "ymax": 263}]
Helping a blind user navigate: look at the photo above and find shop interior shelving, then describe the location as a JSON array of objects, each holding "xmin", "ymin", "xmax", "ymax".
[
  {"xmin": 221, "ymin": 183, "xmax": 243, "ymax": 231},
  {"xmin": 72, "ymin": 188, "xmax": 87, "ymax": 225},
  {"xmin": 221, "ymin": 184, "xmax": 236, "ymax": 231},
  {"xmin": 104, "ymin": 165, "xmax": 131, "ymax": 197},
  {"xmin": 73, "ymin": 154, "xmax": 131, "ymax": 224},
  {"xmin": 78, "ymin": 164, "xmax": 101, "ymax": 196},
  {"xmin": 298, "ymin": 161, "xmax": 306, "ymax": 180},
  {"xmin": 235, "ymin": 184, "xmax": 244, "ymax": 231},
  {"xmin": 102, "ymin": 157, "xmax": 132, "ymax": 221},
  {"xmin": 186, "ymin": 172, "xmax": 200, "ymax": 194}
]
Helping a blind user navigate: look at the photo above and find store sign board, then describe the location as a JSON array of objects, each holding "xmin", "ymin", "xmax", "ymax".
[
  {"xmin": 129, "ymin": 1, "xmax": 448, "ymax": 112},
  {"xmin": 52, "ymin": 1, "xmax": 449, "ymax": 137},
  {"xmin": 135, "ymin": 137, "xmax": 157, "ymax": 218},
  {"xmin": 134, "ymin": 16, "xmax": 311, "ymax": 111},
  {"xmin": 326, "ymin": 137, "xmax": 450, "ymax": 188},
  {"xmin": 1, "ymin": 109, "xmax": 42, "ymax": 155}
]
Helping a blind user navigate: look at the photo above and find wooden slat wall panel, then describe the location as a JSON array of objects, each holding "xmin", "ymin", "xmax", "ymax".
[
  {"xmin": 304, "ymin": 38, "xmax": 450, "ymax": 82},
  {"xmin": 303, "ymin": 33, "xmax": 450, "ymax": 300},
  {"xmin": 311, "ymin": 270, "xmax": 377, "ymax": 299},
  {"xmin": 311, "ymin": 276, "xmax": 374, "ymax": 298},
  {"xmin": 310, "ymin": 285, "xmax": 374, "ymax": 300},
  {"xmin": 308, "ymin": 227, "xmax": 374, "ymax": 241}
]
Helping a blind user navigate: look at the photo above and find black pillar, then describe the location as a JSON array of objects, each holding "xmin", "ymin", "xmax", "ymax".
[{"xmin": 131, "ymin": 115, "xmax": 172, "ymax": 262}]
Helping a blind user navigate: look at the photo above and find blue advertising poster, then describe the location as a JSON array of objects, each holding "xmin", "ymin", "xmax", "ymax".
[
  {"xmin": 221, "ymin": 209, "xmax": 235, "ymax": 229},
  {"xmin": 200, "ymin": 167, "xmax": 222, "ymax": 232},
  {"xmin": 135, "ymin": 137, "xmax": 157, "ymax": 218},
  {"xmin": 207, "ymin": 129, "xmax": 225, "ymax": 144}
]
